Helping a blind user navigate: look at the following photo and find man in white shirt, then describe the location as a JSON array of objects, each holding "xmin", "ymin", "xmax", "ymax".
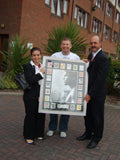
[{"xmin": 46, "ymin": 37, "xmax": 80, "ymax": 138}]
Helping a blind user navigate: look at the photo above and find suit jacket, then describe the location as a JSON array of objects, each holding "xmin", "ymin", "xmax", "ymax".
[
  {"xmin": 87, "ymin": 50, "xmax": 109, "ymax": 99},
  {"xmin": 23, "ymin": 63, "xmax": 43, "ymax": 100}
]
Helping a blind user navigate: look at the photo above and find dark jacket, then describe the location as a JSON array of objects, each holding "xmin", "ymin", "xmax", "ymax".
[
  {"xmin": 23, "ymin": 63, "xmax": 43, "ymax": 100},
  {"xmin": 87, "ymin": 50, "xmax": 109, "ymax": 98}
]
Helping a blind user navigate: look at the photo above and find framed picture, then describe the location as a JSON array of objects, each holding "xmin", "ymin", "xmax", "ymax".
[{"xmin": 38, "ymin": 56, "xmax": 88, "ymax": 116}]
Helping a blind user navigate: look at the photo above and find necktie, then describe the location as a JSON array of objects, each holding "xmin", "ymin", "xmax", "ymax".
[
  {"xmin": 38, "ymin": 64, "xmax": 41, "ymax": 68},
  {"xmin": 91, "ymin": 54, "xmax": 94, "ymax": 61}
]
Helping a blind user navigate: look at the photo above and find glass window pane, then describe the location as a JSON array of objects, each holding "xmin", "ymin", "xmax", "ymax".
[
  {"xmin": 63, "ymin": 0, "xmax": 68, "ymax": 14},
  {"xmin": 45, "ymin": 0, "xmax": 50, "ymax": 5}
]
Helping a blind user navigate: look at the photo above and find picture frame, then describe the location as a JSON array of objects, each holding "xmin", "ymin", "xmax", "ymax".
[{"xmin": 38, "ymin": 56, "xmax": 88, "ymax": 116}]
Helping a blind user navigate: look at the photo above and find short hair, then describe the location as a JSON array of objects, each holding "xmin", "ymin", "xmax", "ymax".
[
  {"xmin": 92, "ymin": 35, "xmax": 101, "ymax": 42},
  {"xmin": 61, "ymin": 37, "xmax": 72, "ymax": 44},
  {"xmin": 30, "ymin": 47, "xmax": 41, "ymax": 56}
]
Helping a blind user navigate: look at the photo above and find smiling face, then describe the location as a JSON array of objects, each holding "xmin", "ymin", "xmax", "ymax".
[
  {"xmin": 90, "ymin": 36, "xmax": 101, "ymax": 52},
  {"xmin": 60, "ymin": 40, "xmax": 72, "ymax": 55},
  {"xmin": 31, "ymin": 50, "xmax": 41, "ymax": 66}
]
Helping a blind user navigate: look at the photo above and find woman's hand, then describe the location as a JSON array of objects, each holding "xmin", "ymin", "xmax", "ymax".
[{"xmin": 40, "ymin": 66, "xmax": 45, "ymax": 74}]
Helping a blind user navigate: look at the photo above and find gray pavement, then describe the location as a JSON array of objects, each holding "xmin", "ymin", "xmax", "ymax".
[{"xmin": 0, "ymin": 92, "xmax": 120, "ymax": 160}]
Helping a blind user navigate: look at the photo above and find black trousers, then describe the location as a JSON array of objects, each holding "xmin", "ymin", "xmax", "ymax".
[
  {"xmin": 23, "ymin": 97, "xmax": 45, "ymax": 140},
  {"xmin": 84, "ymin": 97, "xmax": 105, "ymax": 141}
]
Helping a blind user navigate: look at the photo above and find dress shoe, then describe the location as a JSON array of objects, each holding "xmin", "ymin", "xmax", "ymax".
[
  {"xmin": 76, "ymin": 133, "xmax": 91, "ymax": 141},
  {"xmin": 25, "ymin": 139, "xmax": 35, "ymax": 145},
  {"xmin": 37, "ymin": 137, "xmax": 46, "ymax": 141},
  {"xmin": 87, "ymin": 140, "xmax": 98, "ymax": 149}
]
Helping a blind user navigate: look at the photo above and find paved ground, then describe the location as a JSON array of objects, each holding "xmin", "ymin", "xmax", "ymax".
[{"xmin": 0, "ymin": 93, "xmax": 120, "ymax": 160}]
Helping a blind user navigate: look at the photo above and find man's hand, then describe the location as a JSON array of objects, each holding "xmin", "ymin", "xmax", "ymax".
[
  {"xmin": 84, "ymin": 94, "xmax": 91, "ymax": 103},
  {"xmin": 82, "ymin": 59, "xmax": 88, "ymax": 63}
]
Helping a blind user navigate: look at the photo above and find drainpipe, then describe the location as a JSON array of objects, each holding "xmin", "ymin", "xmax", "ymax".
[
  {"xmin": 71, "ymin": 0, "xmax": 75, "ymax": 23},
  {"xmin": 101, "ymin": 0, "xmax": 106, "ymax": 43}
]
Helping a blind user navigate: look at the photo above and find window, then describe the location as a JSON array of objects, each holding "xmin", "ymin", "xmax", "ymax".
[
  {"xmin": 92, "ymin": 17, "xmax": 101, "ymax": 34},
  {"xmin": 45, "ymin": 0, "xmax": 69, "ymax": 17},
  {"xmin": 104, "ymin": 25, "xmax": 111, "ymax": 40},
  {"xmin": 74, "ymin": 7, "xmax": 88, "ymax": 29},
  {"xmin": 63, "ymin": 0, "xmax": 69, "ymax": 14},
  {"xmin": 94, "ymin": 0, "xmax": 103, "ymax": 10},
  {"xmin": 45, "ymin": 0, "xmax": 50, "ymax": 5},
  {"xmin": 115, "ymin": 11, "xmax": 120, "ymax": 24},
  {"xmin": 51, "ymin": 0, "xmax": 62, "ymax": 16},
  {"xmin": 113, "ymin": 31, "xmax": 118, "ymax": 42},
  {"xmin": 74, "ymin": 6, "xmax": 78, "ymax": 19},
  {"xmin": 106, "ymin": 1, "xmax": 113, "ymax": 18}
]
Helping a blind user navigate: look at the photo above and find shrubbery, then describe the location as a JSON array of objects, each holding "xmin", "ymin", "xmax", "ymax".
[
  {"xmin": 0, "ymin": 35, "xmax": 31, "ymax": 89},
  {"xmin": 112, "ymin": 59, "xmax": 120, "ymax": 88},
  {"xmin": 42, "ymin": 22, "xmax": 88, "ymax": 56},
  {"xmin": 107, "ymin": 57, "xmax": 120, "ymax": 95}
]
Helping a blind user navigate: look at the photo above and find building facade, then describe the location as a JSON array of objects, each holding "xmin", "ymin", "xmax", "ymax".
[{"xmin": 0, "ymin": 0, "xmax": 120, "ymax": 71}]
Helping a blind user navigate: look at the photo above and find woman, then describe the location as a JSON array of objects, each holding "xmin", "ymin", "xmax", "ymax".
[{"xmin": 23, "ymin": 47, "xmax": 45, "ymax": 145}]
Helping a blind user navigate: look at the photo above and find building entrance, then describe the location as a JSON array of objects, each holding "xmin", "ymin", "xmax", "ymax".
[{"xmin": 0, "ymin": 34, "xmax": 9, "ymax": 71}]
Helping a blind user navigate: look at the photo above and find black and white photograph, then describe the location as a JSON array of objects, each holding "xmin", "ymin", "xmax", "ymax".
[
  {"xmin": 38, "ymin": 56, "xmax": 88, "ymax": 116},
  {"xmin": 50, "ymin": 70, "xmax": 78, "ymax": 103}
]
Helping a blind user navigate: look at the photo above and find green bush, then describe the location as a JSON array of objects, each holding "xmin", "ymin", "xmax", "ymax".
[
  {"xmin": 107, "ymin": 57, "xmax": 115, "ymax": 94},
  {"xmin": 42, "ymin": 22, "xmax": 88, "ymax": 55},
  {"xmin": 0, "ymin": 77, "xmax": 19, "ymax": 89},
  {"xmin": 0, "ymin": 35, "xmax": 31, "ymax": 89},
  {"xmin": 112, "ymin": 59, "xmax": 120, "ymax": 88}
]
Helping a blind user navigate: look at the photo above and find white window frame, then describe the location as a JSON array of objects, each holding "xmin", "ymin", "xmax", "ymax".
[
  {"xmin": 94, "ymin": 0, "xmax": 103, "ymax": 10},
  {"xmin": 104, "ymin": 25, "xmax": 111, "ymax": 40},
  {"xmin": 106, "ymin": 1, "xmax": 113, "ymax": 18},
  {"xmin": 113, "ymin": 31, "xmax": 118, "ymax": 42},
  {"xmin": 63, "ymin": 0, "xmax": 68, "ymax": 14},
  {"xmin": 92, "ymin": 17, "xmax": 101, "ymax": 34},
  {"xmin": 76, "ymin": 8, "xmax": 88, "ymax": 29},
  {"xmin": 45, "ymin": 0, "xmax": 50, "ymax": 5},
  {"xmin": 49, "ymin": 0, "xmax": 68, "ymax": 17},
  {"xmin": 115, "ymin": 11, "xmax": 120, "ymax": 24}
]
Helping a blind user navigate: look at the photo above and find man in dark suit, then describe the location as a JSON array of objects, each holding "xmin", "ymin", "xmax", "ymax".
[{"xmin": 76, "ymin": 35, "xmax": 109, "ymax": 149}]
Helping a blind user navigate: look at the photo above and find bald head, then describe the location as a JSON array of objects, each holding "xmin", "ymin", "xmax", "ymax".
[{"xmin": 90, "ymin": 35, "xmax": 101, "ymax": 52}]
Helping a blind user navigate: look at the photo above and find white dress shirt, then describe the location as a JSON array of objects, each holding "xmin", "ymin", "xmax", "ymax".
[{"xmin": 30, "ymin": 60, "xmax": 43, "ymax": 85}]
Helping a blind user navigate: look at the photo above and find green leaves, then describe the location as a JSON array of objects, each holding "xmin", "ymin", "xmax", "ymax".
[
  {"xmin": 42, "ymin": 22, "xmax": 88, "ymax": 55},
  {"xmin": 0, "ymin": 35, "xmax": 31, "ymax": 89}
]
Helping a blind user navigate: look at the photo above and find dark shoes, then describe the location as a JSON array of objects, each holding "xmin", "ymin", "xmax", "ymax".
[
  {"xmin": 25, "ymin": 139, "xmax": 35, "ymax": 145},
  {"xmin": 87, "ymin": 140, "xmax": 99, "ymax": 149},
  {"xmin": 76, "ymin": 132, "xmax": 91, "ymax": 141},
  {"xmin": 37, "ymin": 137, "xmax": 46, "ymax": 141},
  {"xmin": 76, "ymin": 132, "xmax": 99, "ymax": 149}
]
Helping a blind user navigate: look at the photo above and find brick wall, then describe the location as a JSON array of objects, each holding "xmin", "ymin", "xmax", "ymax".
[
  {"xmin": 19, "ymin": 0, "xmax": 72, "ymax": 52},
  {"xmin": 0, "ymin": 0, "xmax": 119, "ymax": 56},
  {"xmin": 0, "ymin": 0, "xmax": 22, "ymax": 40}
]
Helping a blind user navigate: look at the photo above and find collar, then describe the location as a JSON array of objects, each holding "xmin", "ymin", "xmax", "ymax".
[
  {"xmin": 61, "ymin": 51, "xmax": 70, "ymax": 56},
  {"xmin": 30, "ymin": 60, "xmax": 41, "ymax": 67},
  {"xmin": 30, "ymin": 60, "xmax": 35, "ymax": 66},
  {"xmin": 92, "ymin": 48, "xmax": 102, "ymax": 58}
]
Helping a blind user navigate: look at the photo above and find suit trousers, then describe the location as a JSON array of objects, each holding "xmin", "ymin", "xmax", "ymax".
[
  {"xmin": 23, "ymin": 97, "xmax": 45, "ymax": 139},
  {"xmin": 84, "ymin": 97, "xmax": 105, "ymax": 141}
]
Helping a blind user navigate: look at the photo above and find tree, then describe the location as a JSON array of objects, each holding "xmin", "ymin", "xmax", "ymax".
[
  {"xmin": 107, "ymin": 57, "xmax": 115, "ymax": 94},
  {"xmin": 115, "ymin": 40, "xmax": 120, "ymax": 59},
  {"xmin": 42, "ymin": 22, "xmax": 88, "ymax": 55}
]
